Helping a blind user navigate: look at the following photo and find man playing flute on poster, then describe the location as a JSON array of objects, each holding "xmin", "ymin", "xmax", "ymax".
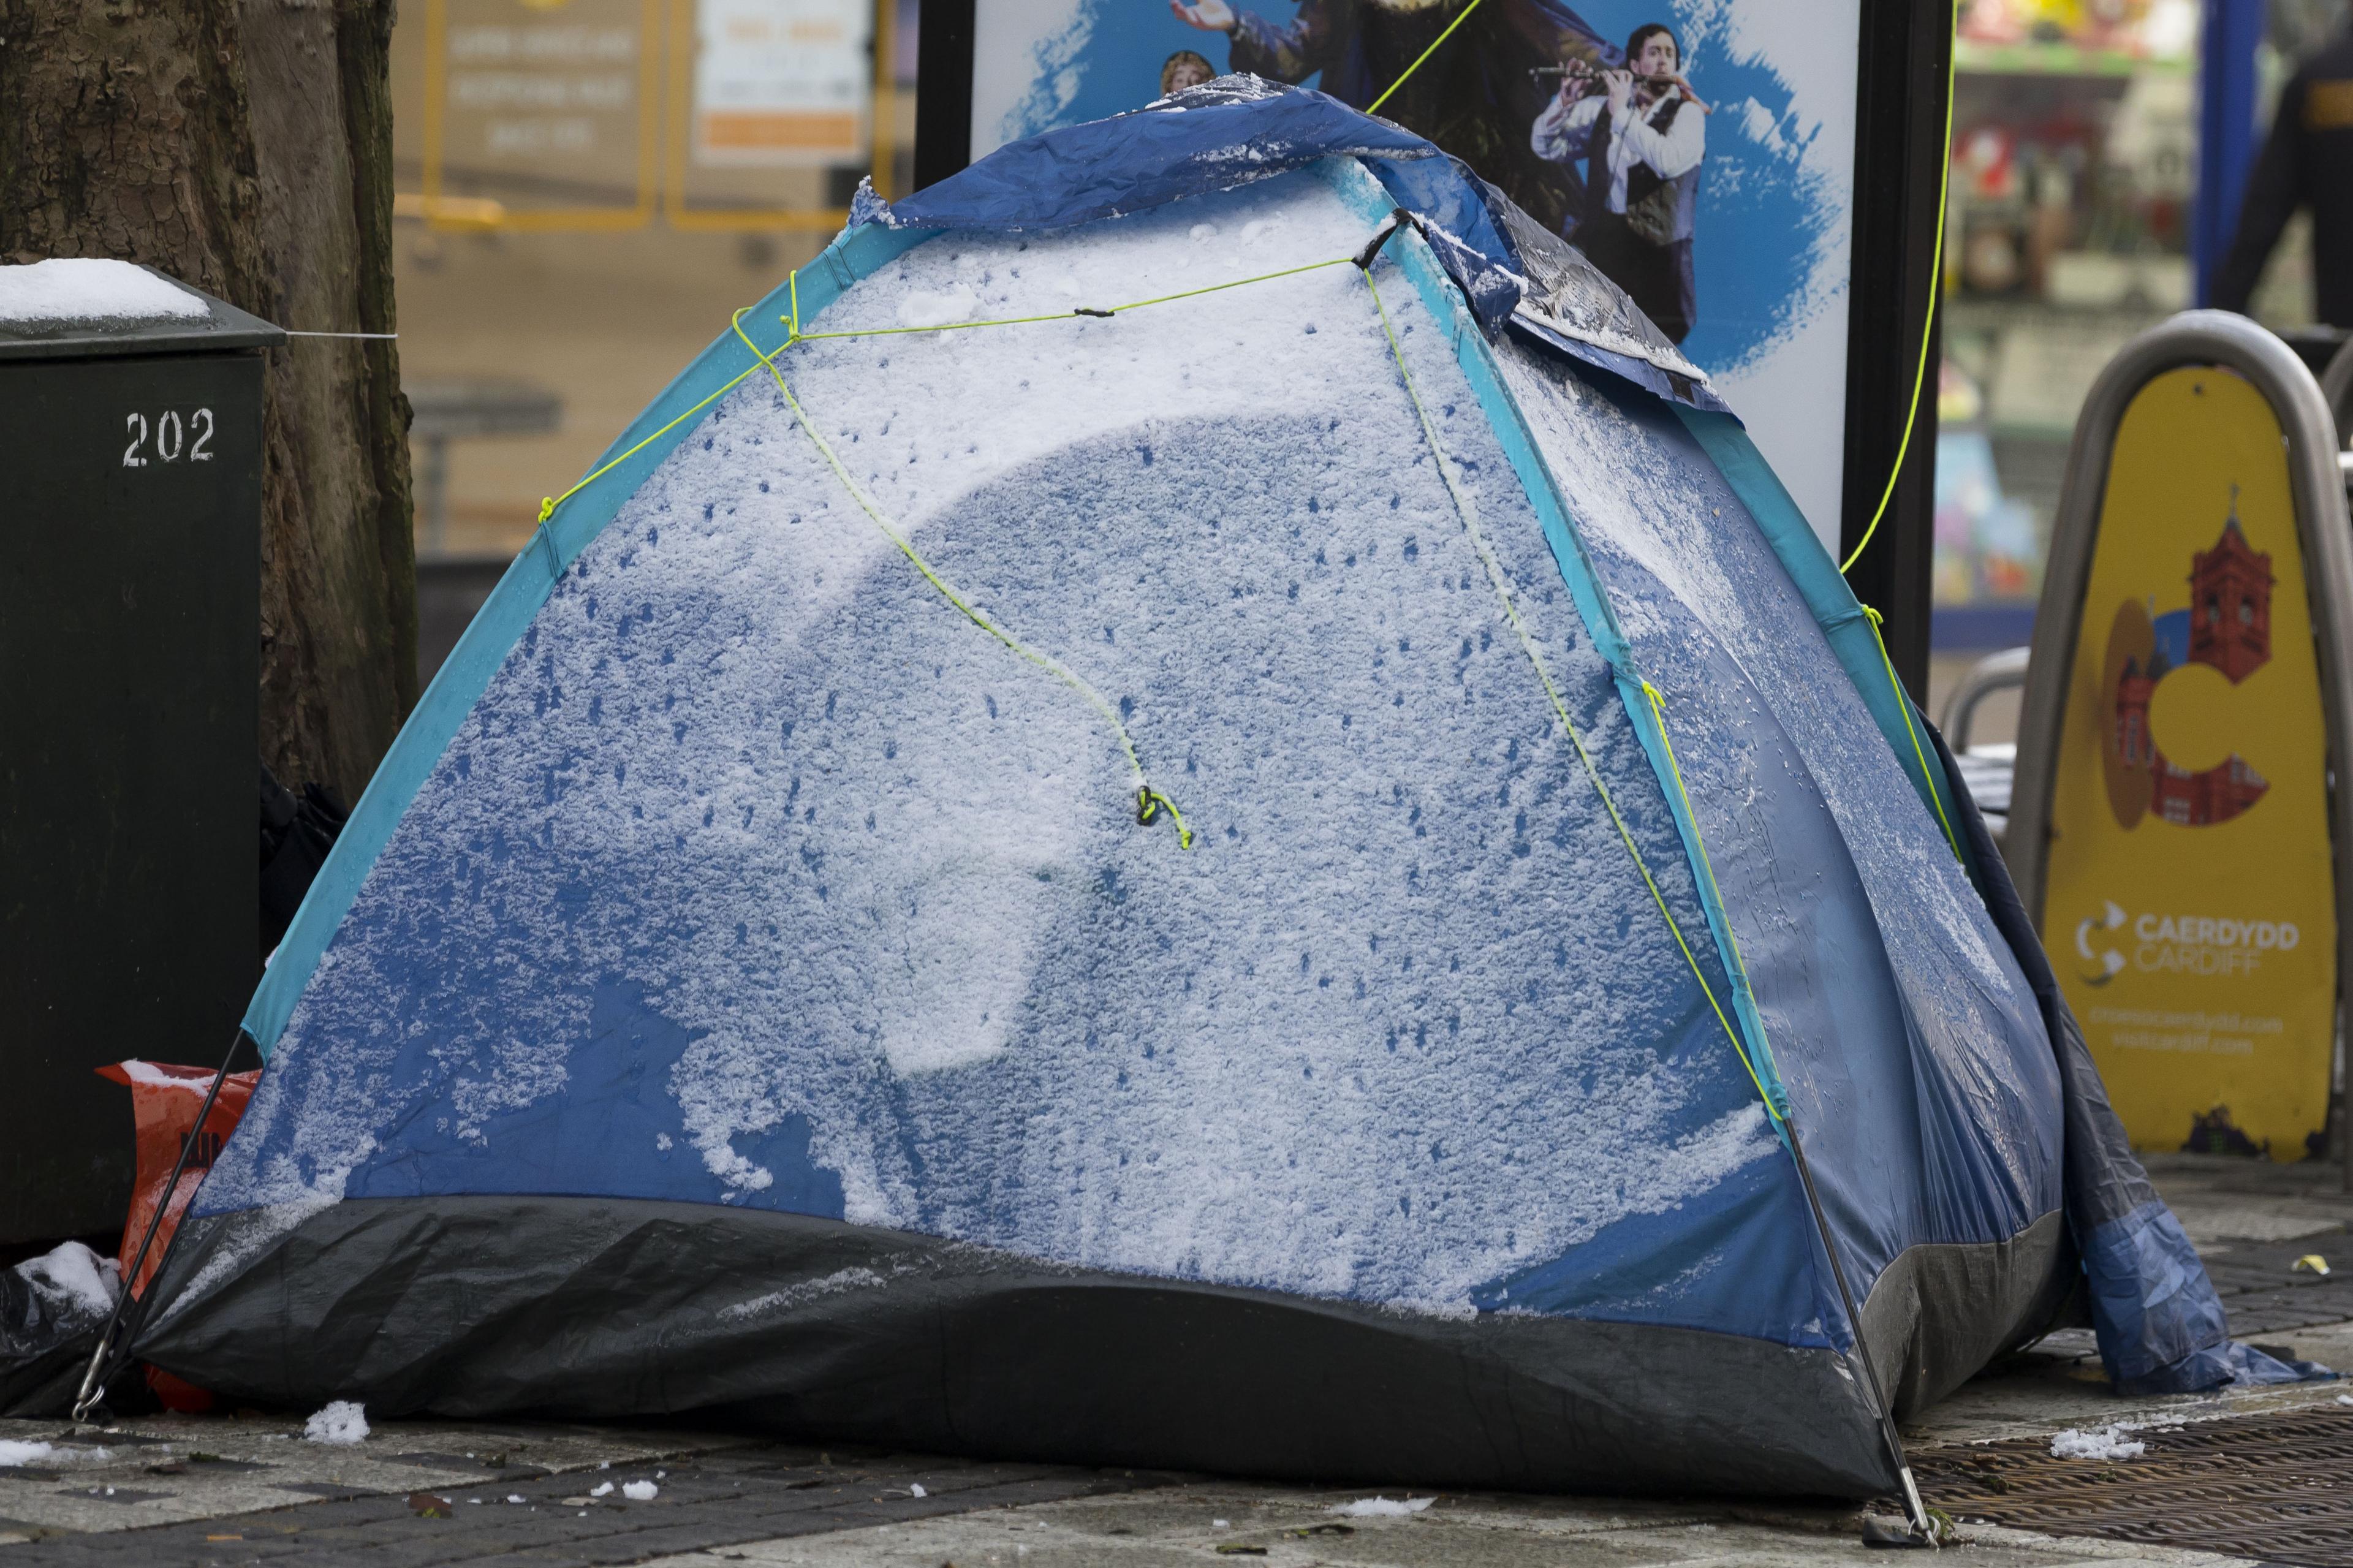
[{"xmin": 1531, "ymin": 22, "xmax": 1705, "ymax": 343}]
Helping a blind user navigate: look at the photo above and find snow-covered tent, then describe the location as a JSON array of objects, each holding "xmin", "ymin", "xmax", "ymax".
[{"xmin": 129, "ymin": 81, "xmax": 2301, "ymax": 1498}]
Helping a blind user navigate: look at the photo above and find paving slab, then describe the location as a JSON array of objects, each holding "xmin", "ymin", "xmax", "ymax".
[
  {"xmin": 0, "ymin": 1414, "xmax": 768, "ymax": 1539},
  {"xmin": 1901, "ymin": 1318, "xmax": 2353, "ymax": 1449},
  {"xmin": 2137, "ymin": 1152, "xmax": 2353, "ymax": 1249},
  {"xmin": 0, "ymin": 1437, "xmax": 1162, "ymax": 1565}
]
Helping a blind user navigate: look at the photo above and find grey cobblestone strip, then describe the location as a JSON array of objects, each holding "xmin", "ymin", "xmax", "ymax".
[{"xmin": 1, "ymin": 1447, "xmax": 1169, "ymax": 1567}]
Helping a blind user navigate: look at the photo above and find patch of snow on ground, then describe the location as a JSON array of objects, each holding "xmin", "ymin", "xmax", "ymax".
[
  {"xmin": 303, "ymin": 1400, "xmax": 369, "ymax": 1445},
  {"xmin": 623, "ymin": 1480, "xmax": 658, "ymax": 1501},
  {"xmin": 2050, "ymin": 1425, "xmax": 2145, "ymax": 1461},
  {"xmin": 0, "ymin": 259, "xmax": 207, "ymax": 324},
  {"xmin": 1330, "ymin": 1496, "xmax": 1434, "ymax": 1516},
  {"xmin": 589, "ymin": 1481, "xmax": 613, "ymax": 1496}
]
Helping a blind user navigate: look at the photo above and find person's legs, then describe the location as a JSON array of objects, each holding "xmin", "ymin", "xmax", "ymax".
[
  {"xmin": 1655, "ymin": 237, "xmax": 1695, "ymax": 344},
  {"xmin": 1567, "ymin": 211, "xmax": 1634, "ymax": 278}
]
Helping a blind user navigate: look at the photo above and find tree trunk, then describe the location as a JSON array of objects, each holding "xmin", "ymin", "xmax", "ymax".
[{"xmin": 0, "ymin": 0, "xmax": 416, "ymax": 803}]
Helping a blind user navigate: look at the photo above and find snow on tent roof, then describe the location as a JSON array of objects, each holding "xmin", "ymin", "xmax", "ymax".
[{"xmin": 116, "ymin": 81, "xmax": 2315, "ymax": 1495}]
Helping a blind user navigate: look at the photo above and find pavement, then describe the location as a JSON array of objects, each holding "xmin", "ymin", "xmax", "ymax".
[{"xmin": 3, "ymin": 1153, "xmax": 2351, "ymax": 1567}]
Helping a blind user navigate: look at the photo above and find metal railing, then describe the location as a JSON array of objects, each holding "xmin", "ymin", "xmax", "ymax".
[{"xmin": 1939, "ymin": 645, "xmax": 2030, "ymax": 755}]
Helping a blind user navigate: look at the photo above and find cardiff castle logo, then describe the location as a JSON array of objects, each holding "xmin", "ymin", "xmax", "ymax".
[{"xmin": 2097, "ymin": 487, "xmax": 2273, "ymax": 830}]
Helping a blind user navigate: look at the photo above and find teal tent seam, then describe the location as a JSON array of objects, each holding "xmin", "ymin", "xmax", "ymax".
[{"xmin": 1669, "ymin": 407, "xmax": 1988, "ymax": 894}]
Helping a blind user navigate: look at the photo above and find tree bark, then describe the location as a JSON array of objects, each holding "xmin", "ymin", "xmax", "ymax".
[{"xmin": 0, "ymin": 0, "xmax": 416, "ymax": 803}]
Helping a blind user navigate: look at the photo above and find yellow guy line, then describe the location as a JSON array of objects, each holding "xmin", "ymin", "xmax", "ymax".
[
  {"xmin": 1642, "ymin": 679, "xmax": 1755, "ymax": 976},
  {"xmin": 1358, "ymin": 267, "xmax": 1780, "ymax": 1123},
  {"xmin": 526, "ymin": 252, "xmax": 1409, "ymax": 847},
  {"xmin": 539, "ymin": 259, "xmax": 1368, "ymax": 531},
  {"xmin": 535, "ymin": 360, "xmax": 769, "ymax": 526},
  {"xmin": 1863, "ymin": 605, "xmax": 1962, "ymax": 862},
  {"xmin": 729, "ymin": 310, "xmax": 1191, "ymax": 849},
  {"xmin": 779, "ymin": 256, "xmax": 1362, "ymax": 347},
  {"xmin": 1365, "ymin": 0, "xmax": 1488, "ymax": 115},
  {"xmin": 1640, "ymin": 678, "xmax": 1784, "ymax": 1106}
]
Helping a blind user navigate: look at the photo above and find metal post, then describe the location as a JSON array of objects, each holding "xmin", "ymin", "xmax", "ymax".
[
  {"xmin": 2321, "ymin": 336, "xmax": 2353, "ymax": 445},
  {"xmin": 2321, "ymin": 339, "xmax": 2353, "ymax": 1192},
  {"xmin": 911, "ymin": 0, "xmax": 976, "ymax": 191},
  {"xmin": 1837, "ymin": 0, "xmax": 1952, "ymax": 702},
  {"xmin": 2194, "ymin": 0, "xmax": 2265, "ymax": 306}
]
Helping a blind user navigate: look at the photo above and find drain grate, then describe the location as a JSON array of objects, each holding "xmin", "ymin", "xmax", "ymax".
[{"xmin": 1911, "ymin": 1406, "xmax": 2353, "ymax": 1566}]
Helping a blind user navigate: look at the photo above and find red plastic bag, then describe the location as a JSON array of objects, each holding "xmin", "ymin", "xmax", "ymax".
[
  {"xmin": 95, "ymin": 1060, "xmax": 259, "ymax": 1298},
  {"xmin": 96, "ymin": 1059, "xmax": 259, "ymax": 1413}
]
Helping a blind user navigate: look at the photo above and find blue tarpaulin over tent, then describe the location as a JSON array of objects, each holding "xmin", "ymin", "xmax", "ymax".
[{"xmin": 115, "ymin": 80, "xmax": 2318, "ymax": 1495}]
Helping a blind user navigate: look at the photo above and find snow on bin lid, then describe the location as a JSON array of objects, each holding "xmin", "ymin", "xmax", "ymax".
[
  {"xmin": 0, "ymin": 260, "xmax": 284, "ymax": 362},
  {"xmin": 0, "ymin": 259, "xmax": 207, "ymax": 324}
]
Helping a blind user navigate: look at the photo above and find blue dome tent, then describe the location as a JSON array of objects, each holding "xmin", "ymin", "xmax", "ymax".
[{"xmin": 121, "ymin": 80, "xmax": 2305, "ymax": 1498}]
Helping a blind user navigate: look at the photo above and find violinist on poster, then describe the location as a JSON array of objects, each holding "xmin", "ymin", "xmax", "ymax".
[{"xmin": 1529, "ymin": 22, "xmax": 1706, "ymax": 343}]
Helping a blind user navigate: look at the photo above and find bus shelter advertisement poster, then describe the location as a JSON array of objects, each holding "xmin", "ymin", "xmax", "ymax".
[{"xmin": 968, "ymin": 0, "xmax": 1860, "ymax": 547}]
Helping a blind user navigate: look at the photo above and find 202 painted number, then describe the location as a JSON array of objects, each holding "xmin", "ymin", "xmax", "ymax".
[{"xmin": 122, "ymin": 408, "xmax": 213, "ymax": 468}]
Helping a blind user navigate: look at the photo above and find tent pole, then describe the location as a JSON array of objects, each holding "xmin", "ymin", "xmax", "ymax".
[{"xmin": 1784, "ymin": 1129, "xmax": 1934, "ymax": 1541}]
